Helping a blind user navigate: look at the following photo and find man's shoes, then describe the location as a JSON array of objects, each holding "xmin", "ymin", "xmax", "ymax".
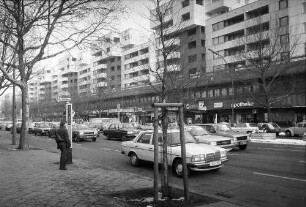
[{"xmin": 59, "ymin": 168, "xmax": 68, "ymax": 170}]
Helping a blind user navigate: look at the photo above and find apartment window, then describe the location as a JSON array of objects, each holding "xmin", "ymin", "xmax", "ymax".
[
  {"xmin": 106, "ymin": 47, "xmax": 110, "ymax": 52},
  {"xmin": 201, "ymin": 53, "xmax": 205, "ymax": 60},
  {"xmin": 188, "ymin": 54, "xmax": 197, "ymax": 63},
  {"xmin": 304, "ymin": 22, "xmax": 306, "ymax": 33},
  {"xmin": 117, "ymin": 66, "xmax": 121, "ymax": 71},
  {"xmin": 196, "ymin": 0, "xmax": 203, "ymax": 5},
  {"xmin": 214, "ymin": 89, "xmax": 220, "ymax": 97},
  {"xmin": 212, "ymin": 21, "xmax": 224, "ymax": 31},
  {"xmin": 188, "ymin": 41, "xmax": 197, "ymax": 49},
  {"xmin": 182, "ymin": 0, "xmax": 189, "ymax": 8},
  {"xmin": 213, "ymin": 36, "xmax": 224, "ymax": 45},
  {"xmin": 279, "ymin": 16, "xmax": 289, "ymax": 27},
  {"xmin": 182, "ymin": 12, "xmax": 190, "ymax": 21},
  {"xmin": 201, "ymin": 26, "xmax": 205, "ymax": 33},
  {"xmin": 187, "ymin": 28, "xmax": 196, "ymax": 36},
  {"xmin": 280, "ymin": 34, "xmax": 289, "ymax": 44},
  {"xmin": 303, "ymin": 2, "xmax": 306, "ymax": 13},
  {"xmin": 202, "ymin": 91, "xmax": 207, "ymax": 98},
  {"xmin": 111, "ymin": 76, "xmax": 115, "ymax": 80},
  {"xmin": 201, "ymin": 39, "xmax": 205, "ymax": 47},
  {"xmin": 111, "ymin": 67, "xmax": 115, "ymax": 71},
  {"xmin": 279, "ymin": 0, "xmax": 288, "ymax": 10}
]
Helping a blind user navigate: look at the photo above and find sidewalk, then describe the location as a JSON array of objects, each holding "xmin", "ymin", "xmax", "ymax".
[{"xmin": 0, "ymin": 132, "xmax": 243, "ymax": 207}]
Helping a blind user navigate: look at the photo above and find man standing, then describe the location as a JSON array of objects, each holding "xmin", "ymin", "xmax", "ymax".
[{"xmin": 56, "ymin": 120, "xmax": 71, "ymax": 170}]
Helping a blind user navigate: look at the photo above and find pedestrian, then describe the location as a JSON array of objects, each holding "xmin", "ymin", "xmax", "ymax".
[{"xmin": 55, "ymin": 120, "xmax": 71, "ymax": 170}]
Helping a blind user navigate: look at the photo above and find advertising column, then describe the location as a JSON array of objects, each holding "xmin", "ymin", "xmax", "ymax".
[{"xmin": 66, "ymin": 102, "xmax": 73, "ymax": 164}]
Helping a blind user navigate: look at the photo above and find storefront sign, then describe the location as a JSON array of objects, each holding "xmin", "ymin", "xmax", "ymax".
[
  {"xmin": 231, "ymin": 101, "xmax": 254, "ymax": 108},
  {"xmin": 214, "ymin": 102, "xmax": 223, "ymax": 108},
  {"xmin": 198, "ymin": 101, "xmax": 207, "ymax": 111}
]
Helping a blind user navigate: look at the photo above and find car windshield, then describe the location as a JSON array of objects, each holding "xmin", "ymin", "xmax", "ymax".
[
  {"xmin": 204, "ymin": 125, "xmax": 217, "ymax": 133},
  {"xmin": 162, "ymin": 131, "xmax": 197, "ymax": 146},
  {"xmin": 39, "ymin": 123, "xmax": 50, "ymax": 128},
  {"xmin": 272, "ymin": 123, "xmax": 279, "ymax": 128},
  {"xmin": 188, "ymin": 126, "xmax": 209, "ymax": 136},
  {"xmin": 74, "ymin": 124, "xmax": 90, "ymax": 129},
  {"xmin": 217, "ymin": 124, "xmax": 232, "ymax": 132},
  {"xmin": 120, "ymin": 123, "xmax": 135, "ymax": 129}
]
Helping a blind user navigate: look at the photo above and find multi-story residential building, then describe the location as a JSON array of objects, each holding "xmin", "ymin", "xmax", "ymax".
[
  {"xmin": 29, "ymin": 0, "xmax": 306, "ymax": 125},
  {"xmin": 203, "ymin": 0, "xmax": 306, "ymax": 124}
]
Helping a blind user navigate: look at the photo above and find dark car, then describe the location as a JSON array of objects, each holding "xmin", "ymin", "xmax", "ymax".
[
  {"xmin": 257, "ymin": 123, "xmax": 282, "ymax": 136},
  {"xmin": 33, "ymin": 122, "xmax": 51, "ymax": 136},
  {"xmin": 16, "ymin": 123, "xmax": 22, "ymax": 133},
  {"xmin": 48, "ymin": 122, "xmax": 60, "ymax": 138},
  {"xmin": 72, "ymin": 124, "xmax": 99, "ymax": 142},
  {"xmin": 103, "ymin": 123, "xmax": 141, "ymax": 141}
]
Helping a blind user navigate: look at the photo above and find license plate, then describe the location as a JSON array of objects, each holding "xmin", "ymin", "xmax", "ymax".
[
  {"xmin": 209, "ymin": 160, "xmax": 221, "ymax": 166},
  {"xmin": 240, "ymin": 140, "xmax": 247, "ymax": 145}
]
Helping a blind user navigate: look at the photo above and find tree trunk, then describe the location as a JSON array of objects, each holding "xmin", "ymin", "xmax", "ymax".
[
  {"xmin": 18, "ymin": 85, "xmax": 29, "ymax": 150},
  {"xmin": 267, "ymin": 105, "xmax": 272, "ymax": 123}
]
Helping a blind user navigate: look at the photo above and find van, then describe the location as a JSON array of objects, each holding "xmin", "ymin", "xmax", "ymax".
[{"xmin": 89, "ymin": 118, "xmax": 120, "ymax": 131}]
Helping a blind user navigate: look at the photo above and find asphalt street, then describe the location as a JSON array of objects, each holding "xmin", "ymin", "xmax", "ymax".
[{"xmin": 1, "ymin": 130, "xmax": 306, "ymax": 207}]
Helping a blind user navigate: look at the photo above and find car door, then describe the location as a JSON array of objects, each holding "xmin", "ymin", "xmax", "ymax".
[{"xmin": 134, "ymin": 132, "xmax": 153, "ymax": 162}]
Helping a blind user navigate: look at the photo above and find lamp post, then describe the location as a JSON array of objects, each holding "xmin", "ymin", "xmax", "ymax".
[{"xmin": 208, "ymin": 49, "xmax": 235, "ymax": 125}]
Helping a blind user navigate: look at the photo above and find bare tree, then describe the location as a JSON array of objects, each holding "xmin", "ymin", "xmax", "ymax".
[
  {"xmin": 132, "ymin": 0, "xmax": 206, "ymax": 199},
  {"xmin": 229, "ymin": 16, "xmax": 303, "ymax": 122},
  {"xmin": 0, "ymin": 0, "xmax": 125, "ymax": 150}
]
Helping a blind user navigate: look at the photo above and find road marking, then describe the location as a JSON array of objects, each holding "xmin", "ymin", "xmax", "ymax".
[
  {"xmin": 255, "ymin": 147, "xmax": 305, "ymax": 152},
  {"xmin": 253, "ymin": 172, "xmax": 306, "ymax": 182},
  {"xmin": 299, "ymin": 161, "xmax": 306, "ymax": 163}
]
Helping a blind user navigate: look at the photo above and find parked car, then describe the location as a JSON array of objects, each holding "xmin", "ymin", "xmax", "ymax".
[
  {"xmin": 5, "ymin": 122, "xmax": 13, "ymax": 131},
  {"xmin": 16, "ymin": 123, "xmax": 22, "ymax": 133},
  {"xmin": 284, "ymin": 122, "xmax": 306, "ymax": 137},
  {"xmin": 89, "ymin": 118, "xmax": 120, "ymax": 132},
  {"xmin": 48, "ymin": 122, "xmax": 60, "ymax": 138},
  {"xmin": 231, "ymin": 123, "xmax": 259, "ymax": 134},
  {"xmin": 201, "ymin": 123, "xmax": 250, "ymax": 150},
  {"xmin": 103, "ymin": 123, "xmax": 141, "ymax": 141},
  {"xmin": 185, "ymin": 125, "xmax": 234, "ymax": 150},
  {"xmin": 33, "ymin": 122, "xmax": 51, "ymax": 136},
  {"xmin": 257, "ymin": 123, "xmax": 283, "ymax": 135},
  {"xmin": 121, "ymin": 129, "xmax": 228, "ymax": 178},
  {"xmin": 28, "ymin": 122, "xmax": 40, "ymax": 134},
  {"xmin": 72, "ymin": 124, "xmax": 99, "ymax": 142}
]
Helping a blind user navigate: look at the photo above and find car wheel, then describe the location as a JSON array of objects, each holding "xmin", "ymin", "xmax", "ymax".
[
  {"xmin": 129, "ymin": 152, "xmax": 140, "ymax": 167},
  {"xmin": 48, "ymin": 132, "xmax": 51, "ymax": 138},
  {"xmin": 74, "ymin": 135, "xmax": 79, "ymax": 142},
  {"xmin": 92, "ymin": 138, "xmax": 96, "ymax": 142},
  {"xmin": 173, "ymin": 158, "xmax": 189, "ymax": 178},
  {"xmin": 285, "ymin": 130, "xmax": 291, "ymax": 137},
  {"xmin": 239, "ymin": 144, "xmax": 247, "ymax": 150}
]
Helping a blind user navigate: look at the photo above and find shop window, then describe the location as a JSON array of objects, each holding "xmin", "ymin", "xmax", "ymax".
[
  {"xmin": 208, "ymin": 89, "xmax": 214, "ymax": 97},
  {"xmin": 236, "ymin": 87, "xmax": 243, "ymax": 94},
  {"xmin": 214, "ymin": 89, "xmax": 220, "ymax": 97},
  {"xmin": 202, "ymin": 91, "xmax": 207, "ymax": 98},
  {"xmin": 221, "ymin": 88, "xmax": 227, "ymax": 96}
]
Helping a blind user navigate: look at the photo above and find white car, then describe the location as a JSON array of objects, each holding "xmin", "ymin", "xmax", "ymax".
[
  {"xmin": 285, "ymin": 122, "xmax": 306, "ymax": 137},
  {"xmin": 185, "ymin": 125, "xmax": 235, "ymax": 151},
  {"xmin": 121, "ymin": 129, "xmax": 228, "ymax": 178},
  {"xmin": 231, "ymin": 123, "xmax": 259, "ymax": 134}
]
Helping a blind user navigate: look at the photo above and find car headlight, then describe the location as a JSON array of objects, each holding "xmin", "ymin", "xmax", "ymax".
[
  {"xmin": 220, "ymin": 150, "xmax": 227, "ymax": 157},
  {"xmin": 230, "ymin": 139, "xmax": 234, "ymax": 144},
  {"xmin": 191, "ymin": 154, "xmax": 205, "ymax": 162},
  {"xmin": 127, "ymin": 131, "xmax": 133, "ymax": 134},
  {"xmin": 210, "ymin": 141, "xmax": 217, "ymax": 146},
  {"xmin": 79, "ymin": 131, "xmax": 84, "ymax": 135}
]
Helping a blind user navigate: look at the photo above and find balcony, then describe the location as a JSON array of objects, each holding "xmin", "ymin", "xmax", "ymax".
[
  {"xmin": 95, "ymin": 72, "xmax": 107, "ymax": 79},
  {"xmin": 60, "ymin": 84, "xmax": 69, "ymax": 89},
  {"xmin": 206, "ymin": 0, "xmax": 232, "ymax": 15}
]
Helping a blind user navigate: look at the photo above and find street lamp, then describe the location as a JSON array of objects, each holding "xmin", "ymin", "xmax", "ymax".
[{"xmin": 208, "ymin": 49, "xmax": 235, "ymax": 125}]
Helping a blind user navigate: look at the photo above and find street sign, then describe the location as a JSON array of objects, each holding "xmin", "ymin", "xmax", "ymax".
[{"xmin": 198, "ymin": 101, "xmax": 207, "ymax": 111}]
